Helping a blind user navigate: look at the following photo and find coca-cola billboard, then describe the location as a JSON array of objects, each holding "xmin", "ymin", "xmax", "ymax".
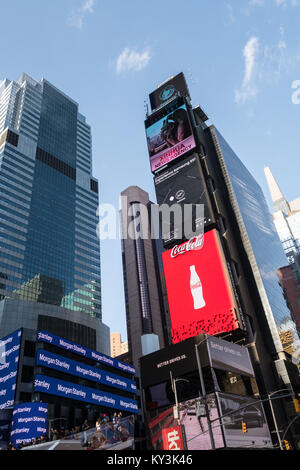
[{"xmin": 162, "ymin": 229, "xmax": 240, "ymax": 344}]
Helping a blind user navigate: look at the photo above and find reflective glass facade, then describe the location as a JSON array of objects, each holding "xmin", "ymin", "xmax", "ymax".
[
  {"xmin": 0, "ymin": 74, "xmax": 101, "ymax": 320},
  {"xmin": 209, "ymin": 126, "xmax": 300, "ymax": 358}
]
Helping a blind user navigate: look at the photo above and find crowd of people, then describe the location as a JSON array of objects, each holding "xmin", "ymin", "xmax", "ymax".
[{"xmin": 6, "ymin": 411, "xmax": 133, "ymax": 450}]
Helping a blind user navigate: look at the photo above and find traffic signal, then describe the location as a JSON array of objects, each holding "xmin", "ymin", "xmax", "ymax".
[
  {"xmin": 294, "ymin": 398, "xmax": 300, "ymax": 413},
  {"xmin": 242, "ymin": 421, "xmax": 247, "ymax": 433},
  {"xmin": 283, "ymin": 440, "xmax": 290, "ymax": 450}
]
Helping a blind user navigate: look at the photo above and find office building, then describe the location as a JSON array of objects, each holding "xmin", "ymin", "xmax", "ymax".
[
  {"xmin": 277, "ymin": 264, "xmax": 300, "ymax": 338},
  {"xmin": 0, "ymin": 327, "xmax": 137, "ymax": 446},
  {"xmin": 142, "ymin": 72, "xmax": 300, "ymax": 448},
  {"xmin": 0, "ymin": 73, "xmax": 109, "ymax": 353},
  {"xmin": 110, "ymin": 332, "xmax": 128, "ymax": 358},
  {"xmin": 264, "ymin": 166, "xmax": 300, "ymax": 264},
  {"xmin": 120, "ymin": 186, "xmax": 171, "ymax": 370}
]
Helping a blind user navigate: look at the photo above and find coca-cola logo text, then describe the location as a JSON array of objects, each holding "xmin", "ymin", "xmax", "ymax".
[{"xmin": 170, "ymin": 234, "xmax": 204, "ymax": 258}]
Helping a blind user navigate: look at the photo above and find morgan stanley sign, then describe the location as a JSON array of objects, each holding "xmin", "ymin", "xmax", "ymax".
[
  {"xmin": 0, "ymin": 329, "xmax": 22, "ymax": 410},
  {"xmin": 37, "ymin": 330, "xmax": 135, "ymax": 375},
  {"xmin": 34, "ymin": 375, "xmax": 138, "ymax": 414},
  {"xmin": 10, "ymin": 402, "xmax": 48, "ymax": 446}
]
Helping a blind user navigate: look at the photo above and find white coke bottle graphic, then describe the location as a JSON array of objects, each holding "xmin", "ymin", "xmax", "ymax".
[{"xmin": 190, "ymin": 265, "xmax": 205, "ymax": 309}]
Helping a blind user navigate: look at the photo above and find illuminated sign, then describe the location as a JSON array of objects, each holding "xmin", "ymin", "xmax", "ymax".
[
  {"xmin": 36, "ymin": 349, "xmax": 136, "ymax": 394},
  {"xmin": 154, "ymin": 154, "xmax": 214, "ymax": 246},
  {"xmin": 149, "ymin": 73, "xmax": 190, "ymax": 111},
  {"xmin": 145, "ymin": 97, "xmax": 196, "ymax": 173},
  {"xmin": 0, "ymin": 329, "xmax": 22, "ymax": 410},
  {"xmin": 33, "ymin": 374, "xmax": 138, "ymax": 414},
  {"xmin": 162, "ymin": 229, "xmax": 239, "ymax": 343},
  {"xmin": 10, "ymin": 402, "xmax": 48, "ymax": 446},
  {"xmin": 37, "ymin": 330, "xmax": 135, "ymax": 375},
  {"xmin": 162, "ymin": 425, "xmax": 185, "ymax": 450}
]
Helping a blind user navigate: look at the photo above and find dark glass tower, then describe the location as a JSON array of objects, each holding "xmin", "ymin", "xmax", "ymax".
[{"xmin": 0, "ymin": 73, "xmax": 109, "ymax": 353}]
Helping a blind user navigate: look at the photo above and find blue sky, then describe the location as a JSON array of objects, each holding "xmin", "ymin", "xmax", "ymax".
[{"xmin": 2, "ymin": 0, "xmax": 300, "ymax": 340}]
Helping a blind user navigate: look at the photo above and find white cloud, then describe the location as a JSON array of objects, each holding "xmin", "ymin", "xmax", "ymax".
[
  {"xmin": 235, "ymin": 37, "xmax": 260, "ymax": 104},
  {"xmin": 115, "ymin": 47, "xmax": 151, "ymax": 75},
  {"xmin": 235, "ymin": 27, "xmax": 300, "ymax": 105},
  {"xmin": 68, "ymin": 0, "xmax": 95, "ymax": 30}
]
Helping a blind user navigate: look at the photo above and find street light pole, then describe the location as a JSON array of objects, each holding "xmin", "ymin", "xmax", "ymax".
[
  {"xmin": 267, "ymin": 389, "xmax": 292, "ymax": 450},
  {"xmin": 195, "ymin": 334, "xmax": 215, "ymax": 450},
  {"xmin": 170, "ymin": 371, "xmax": 180, "ymax": 426},
  {"xmin": 170, "ymin": 371, "xmax": 190, "ymax": 426}
]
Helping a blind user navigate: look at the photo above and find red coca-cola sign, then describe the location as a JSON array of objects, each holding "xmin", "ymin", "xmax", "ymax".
[
  {"xmin": 162, "ymin": 229, "xmax": 239, "ymax": 344},
  {"xmin": 170, "ymin": 234, "xmax": 204, "ymax": 258}
]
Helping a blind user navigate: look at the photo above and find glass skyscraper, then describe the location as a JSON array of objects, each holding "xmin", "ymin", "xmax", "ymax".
[
  {"xmin": 264, "ymin": 166, "xmax": 300, "ymax": 264},
  {"xmin": 208, "ymin": 126, "xmax": 300, "ymax": 359},
  {"xmin": 0, "ymin": 73, "xmax": 109, "ymax": 353}
]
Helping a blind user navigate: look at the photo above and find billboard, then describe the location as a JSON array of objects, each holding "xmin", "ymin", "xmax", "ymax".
[
  {"xmin": 216, "ymin": 392, "xmax": 273, "ymax": 448},
  {"xmin": 145, "ymin": 97, "xmax": 196, "ymax": 173},
  {"xmin": 10, "ymin": 402, "xmax": 48, "ymax": 446},
  {"xmin": 146, "ymin": 396, "xmax": 224, "ymax": 450},
  {"xmin": 36, "ymin": 349, "xmax": 136, "ymax": 394},
  {"xmin": 37, "ymin": 330, "xmax": 135, "ymax": 375},
  {"xmin": 162, "ymin": 425, "xmax": 186, "ymax": 450},
  {"xmin": 149, "ymin": 72, "xmax": 190, "ymax": 111},
  {"xmin": 154, "ymin": 154, "xmax": 215, "ymax": 245},
  {"xmin": 140, "ymin": 336, "xmax": 199, "ymax": 388},
  {"xmin": 34, "ymin": 374, "xmax": 138, "ymax": 414},
  {"xmin": 206, "ymin": 336, "xmax": 255, "ymax": 378},
  {"xmin": 162, "ymin": 229, "xmax": 240, "ymax": 343},
  {"xmin": 178, "ymin": 397, "xmax": 224, "ymax": 450},
  {"xmin": 0, "ymin": 329, "xmax": 22, "ymax": 410}
]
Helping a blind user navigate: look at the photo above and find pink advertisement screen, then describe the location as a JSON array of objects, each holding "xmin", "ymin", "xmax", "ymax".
[{"xmin": 146, "ymin": 102, "xmax": 196, "ymax": 173}]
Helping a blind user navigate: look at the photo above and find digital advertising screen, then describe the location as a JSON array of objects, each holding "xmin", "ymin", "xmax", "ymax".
[
  {"xmin": 149, "ymin": 72, "xmax": 190, "ymax": 111},
  {"xmin": 162, "ymin": 229, "xmax": 240, "ymax": 343},
  {"xmin": 146, "ymin": 396, "xmax": 224, "ymax": 451},
  {"xmin": 216, "ymin": 392, "xmax": 273, "ymax": 449},
  {"xmin": 0, "ymin": 329, "xmax": 22, "ymax": 410},
  {"xmin": 34, "ymin": 374, "xmax": 138, "ymax": 414},
  {"xmin": 140, "ymin": 336, "xmax": 199, "ymax": 388},
  {"xmin": 154, "ymin": 154, "xmax": 215, "ymax": 245},
  {"xmin": 36, "ymin": 349, "xmax": 136, "ymax": 394},
  {"xmin": 10, "ymin": 402, "xmax": 48, "ymax": 446},
  {"xmin": 178, "ymin": 397, "xmax": 224, "ymax": 450},
  {"xmin": 37, "ymin": 330, "xmax": 135, "ymax": 376},
  {"xmin": 162, "ymin": 425, "xmax": 186, "ymax": 450},
  {"xmin": 206, "ymin": 336, "xmax": 255, "ymax": 378},
  {"xmin": 145, "ymin": 97, "xmax": 196, "ymax": 173}
]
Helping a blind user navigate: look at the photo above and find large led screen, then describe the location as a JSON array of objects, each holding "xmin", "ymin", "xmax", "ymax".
[
  {"xmin": 162, "ymin": 229, "xmax": 239, "ymax": 343},
  {"xmin": 154, "ymin": 154, "xmax": 214, "ymax": 245},
  {"xmin": 34, "ymin": 374, "xmax": 138, "ymax": 414},
  {"xmin": 145, "ymin": 97, "xmax": 196, "ymax": 173},
  {"xmin": 10, "ymin": 402, "xmax": 48, "ymax": 446},
  {"xmin": 146, "ymin": 396, "xmax": 224, "ymax": 450},
  {"xmin": 216, "ymin": 392, "xmax": 273, "ymax": 448},
  {"xmin": 0, "ymin": 329, "xmax": 22, "ymax": 410},
  {"xmin": 36, "ymin": 349, "xmax": 136, "ymax": 394},
  {"xmin": 149, "ymin": 72, "xmax": 190, "ymax": 111},
  {"xmin": 37, "ymin": 330, "xmax": 135, "ymax": 375}
]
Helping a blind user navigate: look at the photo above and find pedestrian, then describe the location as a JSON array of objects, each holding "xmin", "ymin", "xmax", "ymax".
[
  {"xmin": 82, "ymin": 419, "xmax": 89, "ymax": 431},
  {"xmin": 96, "ymin": 417, "xmax": 102, "ymax": 431}
]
